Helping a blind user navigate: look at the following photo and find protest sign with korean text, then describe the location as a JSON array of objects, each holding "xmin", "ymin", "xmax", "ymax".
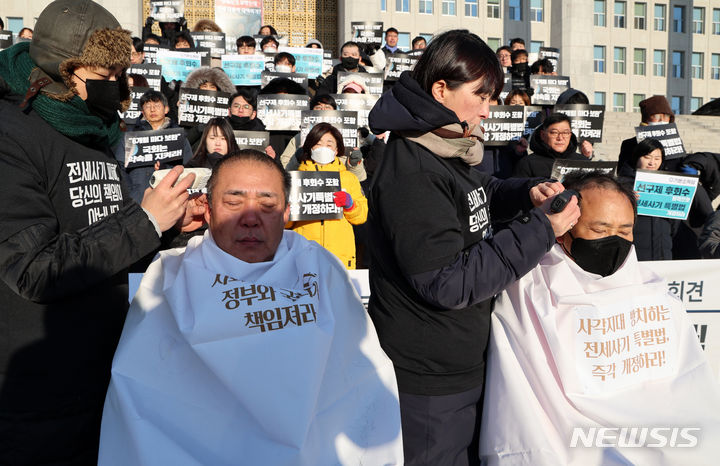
[
  {"xmin": 635, "ymin": 123, "xmax": 686, "ymax": 159},
  {"xmin": 499, "ymin": 73, "xmax": 512, "ymax": 103},
  {"xmin": 178, "ymin": 88, "xmax": 231, "ymax": 126},
  {"xmin": 261, "ymin": 71, "xmax": 308, "ymax": 90},
  {"xmin": 190, "ymin": 32, "xmax": 226, "ymax": 57},
  {"xmin": 530, "ymin": 75, "xmax": 570, "ymax": 105},
  {"xmin": 0, "ymin": 31, "xmax": 13, "ymax": 50},
  {"xmin": 150, "ymin": 0, "xmax": 184, "ymax": 22},
  {"xmin": 554, "ymin": 104, "xmax": 605, "ymax": 143},
  {"xmin": 351, "ymin": 21, "xmax": 384, "ymax": 46},
  {"xmin": 538, "ymin": 47, "xmax": 560, "ymax": 74},
  {"xmin": 336, "ymin": 72, "xmax": 384, "ymax": 95},
  {"xmin": 185, "ymin": 47, "xmax": 212, "ymax": 67},
  {"xmin": 323, "ymin": 51, "xmax": 334, "ymax": 74},
  {"xmin": 123, "ymin": 128, "xmax": 187, "ymax": 168},
  {"xmin": 300, "ymin": 110, "xmax": 359, "ymax": 150},
  {"xmin": 214, "ymin": 0, "xmax": 262, "ymax": 52},
  {"xmin": 257, "ymin": 94, "xmax": 309, "ymax": 131},
  {"xmin": 523, "ymin": 105, "xmax": 545, "ymax": 136},
  {"xmin": 278, "ymin": 46, "xmax": 324, "ymax": 77},
  {"xmin": 550, "ymin": 159, "xmax": 617, "ymax": 182},
  {"xmin": 155, "ymin": 50, "xmax": 202, "ymax": 82},
  {"xmin": 234, "ymin": 130, "xmax": 270, "ymax": 150},
  {"xmin": 127, "ymin": 63, "xmax": 162, "ymax": 91},
  {"xmin": 384, "ymin": 52, "xmax": 421, "ymax": 81},
  {"xmin": 288, "ymin": 171, "xmax": 343, "ymax": 221},
  {"xmin": 222, "ymin": 54, "xmax": 265, "ymax": 86},
  {"xmin": 120, "ymin": 86, "xmax": 151, "ymax": 126},
  {"xmin": 633, "ymin": 169, "xmax": 699, "ymax": 220},
  {"xmin": 331, "ymin": 93, "xmax": 379, "ymax": 127},
  {"xmin": 483, "ymin": 106, "xmax": 525, "ymax": 146},
  {"xmin": 141, "ymin": 44, "xmax": 169, "ymax": 65}
]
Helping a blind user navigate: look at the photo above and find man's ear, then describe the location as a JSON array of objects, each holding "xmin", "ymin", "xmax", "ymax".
[
  {"xmin": 251, "ymin": 110, "xmax": 257, "ymax": 119},
  {"xmin": 204, "ymin": 200, "xmax": 212, "ymax": 224},
  {"xmin": 163, "ymin": 105, "xmax": 169, "ymax": 116},
  {"xmin": 283, "ymin": 203, "xmax": 290, "ymax": 223},
  {"xmin": 431, "ymin": 80, "xmax": 448, "ymax": 104}
]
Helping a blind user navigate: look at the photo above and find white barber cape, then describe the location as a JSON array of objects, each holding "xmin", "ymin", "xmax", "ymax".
[
  {"xmin": 480, "ymin": 244, "xmax": 720, "ymax": 466},
  {"xmin": 99, "ymin": 230, "xmax": 403, "ymax": 465}
]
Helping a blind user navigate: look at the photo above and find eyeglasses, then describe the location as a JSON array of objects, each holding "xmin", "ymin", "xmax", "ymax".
[
  {"xmin": 547, "ymin": 130, "xmax": 572, "ymax": 139},
  {"xmin": 231, "ymin": 104, "xmax": 252, "ymax": 110}
]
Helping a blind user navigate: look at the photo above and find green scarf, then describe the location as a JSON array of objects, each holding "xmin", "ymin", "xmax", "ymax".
[{"xmin": 0, "ymin": 42, "xmax": 122, "ymax": 149}]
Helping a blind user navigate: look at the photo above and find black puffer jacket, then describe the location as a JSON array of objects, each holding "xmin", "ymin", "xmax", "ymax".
[
  {"xmin": 512, "ymin": 126, "xmax": 587, "ymax": 178},
  {"xmin": 366, "ymin": 72, "xmax": 555, "ymax": 396},
  {"xmin": 0, "ymin": 77, "xmax": 161, "ymax": 464}
]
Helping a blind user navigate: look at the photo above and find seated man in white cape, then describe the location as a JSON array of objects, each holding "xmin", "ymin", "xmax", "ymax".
[
  {"xmin": 99, "ymin": 150, "xmax": 403, "ymax": 465},
  {"xmin": 480, "ymin": 173, "xmax": 720, "ymax": 466}
]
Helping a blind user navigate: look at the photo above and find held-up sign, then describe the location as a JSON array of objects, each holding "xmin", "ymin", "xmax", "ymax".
[
  {"xmin": 499, "ymin": 73, "xmax": 512, "ymax": 103},
  {"xmin": 530, "ymin": 75, "xmax": 570, "ymax": 105},
  {"xmin": 124, "ymin": 128, "xmax": 187, "ymax": 168},
  {"xmin": 336, "ymin": 72, "xmax": 384, "ymax": 95},
  {"xmin": 120, "ymin": 86, "xmax": 151, "ymax": 125},
  {"xmin": 155, "ymin": 50, "xmax": 202, "ymax": 81},
  {"xmin": 257, "ymin": 94, "xmax": 309, "ymax": 131},
  {"xmin": 635, "ymin": 123, "xmax": 686, "ymax": 159},
  {"xmin": 0, "ymin": 30, "xmax": 13, "ymax": 50},
  {"xmin": 185, "ymin": 47, "xmax": 212, "ymax": 67},
  {"xmin": 554, "ymin": 104, "xmax": 605, "ymax": 143},
  {"xmin": 331, "ymin": 93, "xmax": 379, "ymax": 127},
  {"xmin": 351, "ymin": 21, "xmax": 384, "ymax": 46},
  {"xmin": 550, "ymin": 159, "xmax": 617, "ymax": 182},
  {"xmin": 384, "ymin": 52, "xmax": 421, "ymax": 81},
  {"xmin": 190, "ymin": 32, "xmax": 226, "ymax": 57},
  {"xmin": 323, "ymin": 51, "xmax": 334, "ymax": 74},
  {"xmin": 288, "ymin": 171, "xmax": 343, "ymax": 221},
  {"xmin": 234, "ymin": 131, "xmax": 270, "ymax": 150},
  {"xmin": 524, "ymin": 105, "xmax": 545, "ymax": 136},
  {"xmin": 127, "ymin": 63, "xmax": 163, "ymax": 91},
  {"xmin": 483, "ymin": 106, "xmax": 525, "ymax": 146},
  {"xmin": 634, "ymin": 169, "xmax": 699, "ymax": 220},
  {"xmin": 279, "ymin": 46, "xmax": 324, "ymax": 78},
  {"xmin": 538, "ymin": 47, "xmax": 560, "ymax": 74},
  {"xmin": 141, "ymin": 44, "xmax": 169, "ymax": 64},
  {"xmin": 261, "ymin": 71, "xmax": 309, "ymax": 90},
  {"xmin": 178, "ymin": 88, "xmax": 231, "ymax": 126},
  {"xmin": 222, "ymin": 54, "xmax": 265, "ymax": 86},
  {"xmin": 299, "ymin": 110, "xmax": 359, "ymax": 150},
  {"xmin": 149, "ymin": 0, "xmax": 184, "ymax": 22}
]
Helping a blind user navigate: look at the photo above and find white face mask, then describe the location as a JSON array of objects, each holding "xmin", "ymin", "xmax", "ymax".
[
  {"xmin": 311, "ymin": 146, "xmax": 336, "ymax": 165},
  {"xmin": 263, "ymin": 47, "xmax": 277, "ymax": 53},
  {"xmin": 275, "ymin": 64, "xmax": 292, "ymax": 73}
]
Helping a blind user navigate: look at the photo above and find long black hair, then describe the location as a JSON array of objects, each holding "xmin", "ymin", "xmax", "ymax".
[{"xmin": 189, "ymin": 117, "xmax": 240, "ymax": 168}]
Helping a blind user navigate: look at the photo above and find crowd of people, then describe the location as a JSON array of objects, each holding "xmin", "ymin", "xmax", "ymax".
[{"xmin": 1, "ymin": 1, "xmax": 719, "ymax": 465}]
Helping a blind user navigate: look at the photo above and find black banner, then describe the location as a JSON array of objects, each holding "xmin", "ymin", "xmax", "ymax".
[
  {"xmin": 530, "ymin": 75, "xmax": 570, "ymax": 105},
  {"xmin": 482, "ymin": 106, "xmax": 526, "ymax": 146},
  {"xmin": 257, "ymin": 94, "xmax": 310, "ymax": 131},
  {"xmin": 178, "ymin": 88, "xmax": 231, "ymax": 126},
  {"xmin": 261, "ymin": 71, "xmax": 309, "ymax": 89},
  {"xmin": 120, "ymin": 86, "xmax": 151, "ymax": 126},
  {"xmin": 553, "ymin": 104, "xmax": 605, "ymax": 143},
  {"xmin": 288, "ymin": 171, "xmax": 343, "ymax": 221},
  {"xmin": 300, "ymin": 110, "xmax": 360, "ymax": 150},
  {"xmin": 234, "ymin": 130, "xmax": 270, "ymax": 150},
  {"xmin": 550, "ymin": 159, "xmax": 617, "ymax": 182},
  {"xmin": 351, "ymin": 21, "xmax": 384, "ymax": 45},
  {"xmin": 127, "ymin": 63, "xmax": 163, "ymax": 91},
  {"xmin": 149, "ymin": 0, "xmax": 184, "ymax": 22},
  {"xmin": 635, "ymin": 123, "xmax": 687, "ymax": 159},
  {"xmin": 190, "ymin": 32, "xmax": 226, "ymax": 57},
  {"xmin": 124, "ymin": 128, "xmax": 187, "ymax": 168}
]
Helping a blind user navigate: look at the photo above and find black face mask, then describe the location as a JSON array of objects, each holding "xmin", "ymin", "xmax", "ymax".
[
  {"xmin": 341, "ymin": 56, "xmax": 359, "ymax": 70},
  {"xmin": 512, "ymin": 62, "xmax": 529, "ymax": 74},
  {"xmin": 228, "ymin": 114, "xmax": 251, "ymax": 130},
  {"xmin": 206, "ymin": 152, "xmax": 224, "ymax": 168},
  {"xmin": 84, "ymin": 78, "xmax": 122, "ymax": 125},
  {"xmin": 567, "ymin": 234, "xmax": 633, "ymax": 277}
]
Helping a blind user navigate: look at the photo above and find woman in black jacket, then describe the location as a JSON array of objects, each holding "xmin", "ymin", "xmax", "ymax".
[{"xmin": 366, "ymin": 30, "xmax": 580, "ymax": 466}]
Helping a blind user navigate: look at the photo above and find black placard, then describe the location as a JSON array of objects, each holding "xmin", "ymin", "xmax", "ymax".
[
  {"xmin": 0, "ymin": 30, "xmax": 13, "ymax": 49},
  {"xmin": 553, "ymin": 104, "xmax": 605, "ymax": 143},
  {"xmin": 550, "ymin": 160, "xmax": 617, "ymax": 182},
  {"xmin": 127, "ymin": 63, "xmax": 163, "ymax": 91},
  {"xmin": 257, "ymin": 94, "xmax": 310, "ymax": 131},
  {"xmin": 499, "ymin": 73, "xmax": 512, "ymax": 103},
  {"xmin": 635, "ymin": 123, "xmax": 687, "ymax": 159},
  {"xmin": 482, "ymin": 106, "xmax": 526, "ymax": 146},
  {"xmin": 149, "ymin": 0, "xmax": 184, "ymax": 22},
  {"xmin": 261, "ymin": 71, "xmax": 309, "ymax": 89},
  {"xmin": 351, "ymin": 21, "xmax": 384, "ymax": 45},
  {"xmin": 336, "ymin": 72, "xmax": 384, "ymax": 95},
  {"xmin": 142, "ymin": 44, "xmax": 170, "ymax": 64},
  {"xmin": 523, "ymin": 106, "xmax": 545, "ymax": 136},
  {"xmin": 384, "ymin": 52, "xmax": 421, "ymax": 81},
  {"xmin": 300, "ymin": 110, "xmax": 360, "ymax": 150},
  {"xmin": 331, "ymin": 94, "xmax": 379, "ymax": 127},
  {"xmin": 288, "ymin": 171, "xmax": 343, "ymax": 221},
  {"xmin": 120, "ymin": 86, "xmax": 151, "ymax": 125},
  {"xmin": 530, "ymin": 75, "xmax": 571, "ymax": 105},
  {"xmin": 124, "ymin": 128, "xmax": 187, "ymax": 168},
  {"xmin": 233, "ymin": 130, "xmax": 270, "ymax": 150},
  {"xmin": 185, "ymin": 47, "xmax": 212, "ymax": 67},
  {"xmin": 190, "ymin": 32, "xmax": 226, "ymax": 57},
  {"xmin": 538, "ymin": 47, "xmax": 560, "ymax": 74},
  {"xmin": 178, "ymin": 88, "xmax": 231, "ymax": 126}
]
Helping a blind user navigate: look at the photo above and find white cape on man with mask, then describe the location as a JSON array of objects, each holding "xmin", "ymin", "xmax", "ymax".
[
  {"xmin": 98, "ymin": 230, "xmax": 403, "ymax": 465},
  {"xmin": 479, "ymin": 244, "xmax": 720, "ymax": 466}
]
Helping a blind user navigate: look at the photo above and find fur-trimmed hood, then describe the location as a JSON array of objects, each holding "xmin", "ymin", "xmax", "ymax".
[{"xmin": 181, "ymin": 66, "xmax": 236, "ymax": 94}]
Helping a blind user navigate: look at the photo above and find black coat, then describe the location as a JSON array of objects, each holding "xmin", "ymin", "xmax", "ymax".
[
  {"xmin": 0, "ymin": 78, "xmax": 161, "ymax": 463},
  {"xmin": 512, "ymin": 127, "xmax": 587, "ymax": 178}
]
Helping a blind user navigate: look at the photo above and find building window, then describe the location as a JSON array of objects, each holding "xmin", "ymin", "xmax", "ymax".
[
  {"xmin": 419, "ymin": 0, "xmax": 433, "ymax": 14},
  {"xmin": 529, "ymin": 40, "xmax": 543, "ymax": 53},
  {"xmin": 634, "ymin": 2, "xmax": 646, "ymax": 29},
  {"xmin": 594, "ymin": 91, "xmax": 606, "ymax": 107},
  {"xmin": 632, "ymin": 94, "xmax": 645, "ymax": 112},
  {"xmin": 509, "ymin": 0, "xmax": 522, "ymax": 21},
  {"xmin": 487, "ymin": 0, "xmax": 500, "ymax": 18},
  {"xmin": 654, "ymin": 4, "xmax": 666, "ymax": 31},
  {"xmin": 486, "ymin": 37, "xmax": 501, "ymax": 50},
  {"xmin": 595, "ymin": 1, "xmax": 606, "ymax": 26},
  {"xmin": 466, "ymin": 0, "xmax": 479, "ymax": 17},
  {"xmin": 654, "ymin": 49, "xmax": 666, "ymax": 76},
  {"xmin": 713, "ymin": 9, "xmax": 720, "ymax": 34},
  {"xmin": 381, "ymin": 0, "xmax": 387, "ymax": 11},
  {"xmin": 614, "ymin": 46, "xmax": 626, "ymax": 74},
  {"xmin": 594, "ymin": 46, "xmax": 606, "ymax": 73},
  {"xmin": 613, "ymin": 93, "xmax": 626, "ymax": 112},
  {"xmin": 614, "ymin": 1, "xmax": 626, "ymax": 28},
  {"xmin": 690, "ymin": 97, "xmax": 703, "ymax": 112},
  {"xmin": 691, "ymin": 52, "xmax": 704, "ymax": 79},
  {"xmin": 671, "ymin": 96, "xmax": 683, "ymax": 114},
  {"xmin": 693, "ymin": 7, "xmax": 705, "ymax": 34},
  {"xmin": 672, "ymin": 51, "xmax": 684, "ymax": 78},
  {"xmin": 712, "ymin": 54, "xmax": 720, "ymax": 79},
  {"xmin": 531, "ymin": 0, "xmax": 543, "ymax": 22},
  {"xmin": 633, "ymin": 48, "xmax": 646, "ymax": 75},
  {"xmin": 673, "ymin": 5, "xmax": 685, "ymax": 33},
  {"xmin": 442, "ymin": 0, "xmax": 456, "ymax": 15},
  {"xmin": 398, "ymin": 32, "xmax": 411, "ymax": 51},
  {"xmin": 420, "ymin": 33, "xmax": 433, "ymax": 44},
  {"xmin": 396, "ymin": 0, "xmax": 410, "ymax": 13}
]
